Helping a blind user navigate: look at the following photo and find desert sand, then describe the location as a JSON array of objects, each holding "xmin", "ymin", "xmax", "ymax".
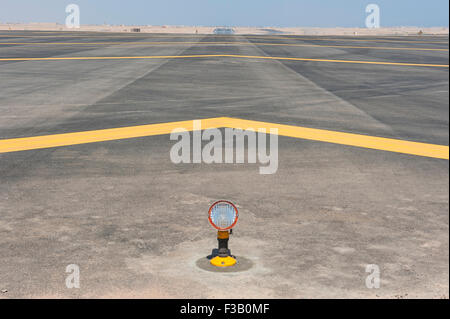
[{"xmin": 0, "ymin": 22, "xmax": 448, "ymax": 35}]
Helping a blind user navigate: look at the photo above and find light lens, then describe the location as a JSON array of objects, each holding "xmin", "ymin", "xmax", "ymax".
[{"xmin": 209, "ymin": 201, "xmax": 238, "ymax": 230}]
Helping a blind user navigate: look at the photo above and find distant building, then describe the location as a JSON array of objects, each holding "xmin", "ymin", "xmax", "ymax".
[{"xmin": 213, "ymin": 27, "xmax": 235, "ymax": 35}]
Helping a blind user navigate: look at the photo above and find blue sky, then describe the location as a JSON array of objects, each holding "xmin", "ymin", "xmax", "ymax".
[{"xmin": 1, "ymin": 0, "xmax": 448, "ymax": 27}]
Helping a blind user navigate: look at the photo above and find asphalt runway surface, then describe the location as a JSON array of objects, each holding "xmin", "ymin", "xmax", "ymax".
[{"xmin": 0, "ymin": 31, "xmax": 448, "ymax": 298}]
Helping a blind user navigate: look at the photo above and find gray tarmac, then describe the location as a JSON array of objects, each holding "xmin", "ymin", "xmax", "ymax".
[{"xmin": 0, "ymin": 31, "xmax": 448, "ymax": 298}]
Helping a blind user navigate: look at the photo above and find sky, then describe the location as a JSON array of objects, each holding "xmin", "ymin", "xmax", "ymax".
[{"xmin": 0, "ymin": 0, "xmax": 448, "ymax": 27}]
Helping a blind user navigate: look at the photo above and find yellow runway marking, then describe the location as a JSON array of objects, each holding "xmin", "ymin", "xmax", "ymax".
[
  {"xmin": 0, "ymin": 54, "xmax": 448, "ymax": 68},
  {"xmin": 220, "ymin": 118, "xmax": 449, "ymax": 160},
  {"xmin": 1, "ymin": 34, "xmax": 448, "ymax": 44},
  {"xmin": 252, "ymin": 42, "xmax": 448, "ymax": 51},
  {"xmin": 224, "ymin": 54, "xmax": 450, "ymax": 68},
  {"xmin": 0, "ymin": 54, "xmax": 226, "ymax": 61},
  {"xmin": 0, "ymin": 117, "xmax": 448, "ymax": 160},
  {"xmin": 246, "ymin": 35, "xmax": 449, "ymax": 45},
  {"xmin": 0, "ymin": 41, "xmax": 447, "ymax": 52},
  {"xmin": 0, "ymin": 118, "xmax": 225, "ymax": 154}
]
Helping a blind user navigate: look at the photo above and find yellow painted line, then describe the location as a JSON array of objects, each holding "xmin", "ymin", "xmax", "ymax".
[
  {"xmin": 0, "ymin": 118, "xmax": 226, "ymax": 154},
  {"xmin": 0, "ymin": 41, "xmax": 210, "ymax": 46},
  {"xmin": 0, "ymin": 117, "xmax": 448, "ymax": 160},
  {"xmin": 1, "ymin": 34, "xmax": 448, "ymax": 44},
  {"xmin": 250, "ymin": 42, "xmax": 448, "ymax": 51},
  {"xmin": 0, "ymin": 41, "xmax": 191, "ymax": 45},
  {"xmin": 0, "ymin": 54, "xmax": 447, "ymax": 68},
  {"xmin": 224, "ymin": 54, "xmax": 450, "ymax": 68},
  {"xmin": 0, "ymin": 41, "xmax": 447, "ymax": 52},
  {"xmin": 246, "ymin": 35, "xmax": 449, "ymax": 45},
  {"xmin": 0, "ymin": 35, "xmax": 196, "ymax": 38},
  {"xmin": 220, "ymin": 118, "xmax": 449, "ymax": 160},
  {"xmin": 0, "ymin": 54, "xmax": 225, "ymax": 61}
]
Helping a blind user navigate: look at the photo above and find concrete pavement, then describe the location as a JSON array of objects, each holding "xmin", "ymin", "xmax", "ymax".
[{"xmin": 0, "ymin": 32, "xmax": 448, "ymax": 298}]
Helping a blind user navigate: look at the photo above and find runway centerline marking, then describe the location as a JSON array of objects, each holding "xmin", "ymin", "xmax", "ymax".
[
  {"xmin": 0, "ymin": 41, "xmax": 447, "ymax": 52},
  {"xmin": 0, "ymin": 117, "xmax": 448, "ymax": 160},
  {"xmin": 0, "ymin": 54, "xmax": 448, "ymax": 68}
]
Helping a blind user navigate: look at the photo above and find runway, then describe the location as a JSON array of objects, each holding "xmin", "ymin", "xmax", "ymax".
[{"xmin": 0, "ymin": 31, "xmax": 448, "ymax": 298}]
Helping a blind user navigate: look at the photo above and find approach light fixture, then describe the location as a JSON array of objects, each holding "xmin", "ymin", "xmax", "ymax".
[{"xmin": 208, "ymin": 200, "xmax": 239, "ymax": 267}]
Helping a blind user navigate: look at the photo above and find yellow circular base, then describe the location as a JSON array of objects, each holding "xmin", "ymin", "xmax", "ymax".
[{"xmin": 210, "ymin": 256, "xmax": 237, "ymax": 267}]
